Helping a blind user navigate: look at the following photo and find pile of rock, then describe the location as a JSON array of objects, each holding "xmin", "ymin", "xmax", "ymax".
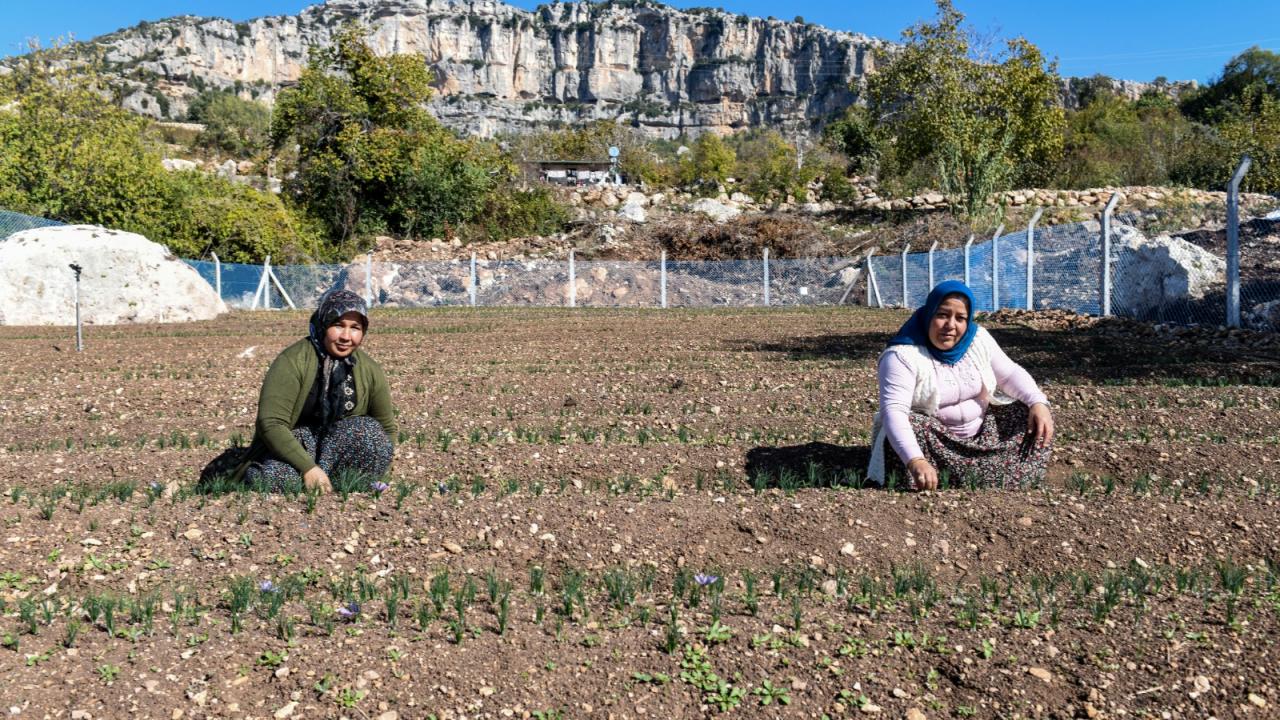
[{"xmin": 0, "ymin": 225, "xmax": 225, "ymax": 325}]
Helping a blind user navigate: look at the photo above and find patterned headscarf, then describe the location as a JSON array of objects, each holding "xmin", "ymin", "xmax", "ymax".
[
  {"xmin": 307, "ymin": 290, "xmax": 369, "ymax": 427},
  {"xmin": 886, "ymin": 280, "xmax": 979, "ymax": 365}
]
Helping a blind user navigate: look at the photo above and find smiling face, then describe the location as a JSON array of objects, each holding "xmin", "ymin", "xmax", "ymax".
[
  {"xmin": 927, "ymin": 295, "xmax": 969, "ymax": 351},
  {"xmin": 323, "ymin": 312, "xmax": 366, "ymax": 358}
]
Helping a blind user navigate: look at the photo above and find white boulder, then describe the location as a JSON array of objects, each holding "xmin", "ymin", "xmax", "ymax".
[
  {"xmin": 689, "ymin": 198, "xmax": 741, "ymax": 224},
  {"xmin": 618, "ymin": 194, "xmax": 647, "ymax": 223},
  {"xmin": 162, "ymin": 158, "xmax": 199, "ymax": 172},
  {"xmin": 617, "ymin": 205, "xmax": 646, "ymax": 223},
  {"xmin": 0, "ymin": 225, "xmax": 226, "ymax": 325},
  {"xmin": 1112, "ymin": 226, "xmax": 1225, "ymax": 318}
]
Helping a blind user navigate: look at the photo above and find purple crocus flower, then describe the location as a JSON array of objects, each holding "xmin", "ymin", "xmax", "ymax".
[
  {"xmin": 694, "ymin": 573, "xmax": 719, "ymax": 587},
  {"xmin": 336, "ymin": 601, "xmax": 360, "ymax": 620},
  {"xmin": 370, "ymin": 481, "xmax": 390, "ymax": 495},
  {"xmin": 149, "ymin": 481, "xmax": 164, "ymax": 494},
  {"xmin": 259, "ymin": 580, "xmax": 277, "ymax": 593},
  {"xmin": 437, "ymin": 482, "xmax": 449, "ymax": 495}
]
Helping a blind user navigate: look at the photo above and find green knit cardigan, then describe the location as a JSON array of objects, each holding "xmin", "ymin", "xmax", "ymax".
[{"xmin": 232, "ymin": 338, "xmax": 397, "ymax": 482}]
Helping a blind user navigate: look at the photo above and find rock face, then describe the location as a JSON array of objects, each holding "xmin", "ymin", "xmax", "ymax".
[
  {"xmin": 1112, "ymin": 227, "xmax": 1226, "ymax": 319},
  {"xmin": 71, "ymin": 0, "xmax": 885, "ymax": 138},
  {"xmin": 0, "ymin": 225, "xmax": 227, "ymax": 325}
]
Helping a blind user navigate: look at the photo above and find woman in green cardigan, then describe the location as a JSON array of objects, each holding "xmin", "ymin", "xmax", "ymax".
[{"xmin": 203, "ymin": 290, "xmax": 396, "ymax": 493}]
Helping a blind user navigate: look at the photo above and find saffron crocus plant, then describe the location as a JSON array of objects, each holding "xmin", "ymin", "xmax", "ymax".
[{"xmin": 337, "ymin": 601, "xmax": 361, "ymax": 620}]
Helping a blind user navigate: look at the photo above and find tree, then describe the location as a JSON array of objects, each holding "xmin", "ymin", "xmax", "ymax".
[
  {"xmin": 1056, "ymin": 92, "xmax": 1204, "ymax": 188},
  {"xmin": 866, "ymin": 0, "xmax": 1064, "ymax": 216},
  {"xmin": 0, "ymin": 50, "xmax": 169, "ymax": 233},
  {"xmin": 680, "ymin": 132, "xmax": 736, "ymax": 190},
  {"xmin": 272, "ymin": 24, "xmax": 497, "ymax": 241},
  {"xmin": 1181, "ymin": 46, "xmax": 1280, "ymax": 123},
  {"xmin": 0, "ymin": 50, "xmax": 323, "ymax": 261},
  {"xmin": 1214, "ymin": 87, "xmax": 1280, "ymax": 192},
  {"xmin": 187, "ymin": 90, "xmax": 271, "ymax": 156},
  {"xmin": 823, "ymin": 105, "xmax": 877, "ymax": 173},
  {"xmin": 728, "ymin": 129, "xmax": 818, "ymax": 201}
]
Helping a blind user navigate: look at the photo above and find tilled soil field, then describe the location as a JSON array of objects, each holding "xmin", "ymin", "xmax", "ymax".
[{"xmin": 1, "ymin": 307, "xmax": 1279, "ymax": 720}]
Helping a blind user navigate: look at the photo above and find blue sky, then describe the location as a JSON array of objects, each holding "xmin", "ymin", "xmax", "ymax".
[{"xmin": 3, "ymin": 0, "xmax": 1278, "ymax": 83}]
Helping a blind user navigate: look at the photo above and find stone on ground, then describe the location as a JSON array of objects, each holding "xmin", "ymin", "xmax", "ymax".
[{"xmin": 1112, "ymin": 226, "xmax": 1225, "ymax": 318}]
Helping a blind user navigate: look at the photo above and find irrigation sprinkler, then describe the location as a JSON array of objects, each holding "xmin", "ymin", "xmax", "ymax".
[{"xmin": 69, "ymin": 263, "xmax": 83, "ymax": 352}]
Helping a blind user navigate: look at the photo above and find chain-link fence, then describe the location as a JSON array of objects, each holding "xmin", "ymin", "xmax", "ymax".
[
  {"xmin": 2, "ymin": 207, "xmax": 1277, "ymax": 331},
  {"xmin": 0, "ymin": 210, "xmax": 63, "ymax": 238}
]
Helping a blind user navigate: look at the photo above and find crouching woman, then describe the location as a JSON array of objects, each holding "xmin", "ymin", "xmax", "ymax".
[
  {"xmin": 203, "ymin": 290, "xmax": 396, "ymax": 493},
  {"xmin": 868, "ymin": 281, "xmax": 1054, "ymax": 491}
]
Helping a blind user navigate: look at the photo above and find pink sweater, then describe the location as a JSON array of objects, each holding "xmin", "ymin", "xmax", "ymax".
[{"xmin": 877, "ymin": 340, "xmax": 1047, "ymax": 465}]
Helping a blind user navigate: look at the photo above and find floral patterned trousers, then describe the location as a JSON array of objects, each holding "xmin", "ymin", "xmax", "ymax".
[{"xmin": 883, "ymin": 402, "xmax": 1052, "ymax": 490}]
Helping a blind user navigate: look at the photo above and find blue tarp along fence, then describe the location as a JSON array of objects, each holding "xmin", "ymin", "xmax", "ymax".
[{"xmin": 2, "ymin": 203, "xmax": 1276, "ymax": 330}]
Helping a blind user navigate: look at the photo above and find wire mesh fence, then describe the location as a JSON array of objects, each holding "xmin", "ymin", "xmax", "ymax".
[
  {"xmin": 0, "ymin": 210, "xmax": 62, "ymax": 238},
  {"xmin": 1, "ymin": 207, "xmax": 1277, "ymax": 331}
]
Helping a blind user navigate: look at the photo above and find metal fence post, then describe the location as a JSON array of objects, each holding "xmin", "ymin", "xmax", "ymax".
[
  {"xmin": 865, "ymin": 250, "xmax": 883, "ymax": 308},
  {"xmin": 263, "ymin": 255, "xmax": 272, "ymax": 310},
  {"xmin": 211, "ymin": 252, "xmax": 222, "ymax": 300},
  {"xmin": 365, "ymin": 252, "xmax": 374, "ymax": 306},
  {"xmin": 1227, "ymin": 155, "xmax": 1252, "ymax": 328},
  {"xmin": 1026, "ymin": 208, "xmax": 1043, "ymax": 311},
  {"xmin": 469, "ymin": 253, "xmax": 477, "ymax": 307},
  {"xmin": 990, "ymin": 225, "xmax": 1004, "ymax": 310},
  {"xmin": 963, "ymin": 234, "xmax": 974, "ymax": 287},
  {"xmin": 660, "ymin": 250, "xmax": 668, "ymax": 309},
  {"xmin": 762, "ymin": 248, "xmax": 770, "ymax": 306},
  {"xmin": 900, "ymin": 242, "xmax": 910, "ymax": 308},
  {"xmin": 568, "ymin": 249, "xmax": 576, "ymax": 308},
  {"xmin": 927, "ymin": 241, "xmax": 938, "ymax": 290},
  {"xmin": 1101, "ymin": 193, "xmax": 1121, "ymax": 316}
]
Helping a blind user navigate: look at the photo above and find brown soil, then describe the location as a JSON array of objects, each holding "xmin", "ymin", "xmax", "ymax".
[{"xmin": 1, "ymin": 308, "xmax": 1279, "ymax": 719}]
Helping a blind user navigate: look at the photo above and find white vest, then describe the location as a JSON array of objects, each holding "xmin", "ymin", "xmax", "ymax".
[{"xmin": 866, "ymin": 327, "xmax": 1014, "ymax": 485}]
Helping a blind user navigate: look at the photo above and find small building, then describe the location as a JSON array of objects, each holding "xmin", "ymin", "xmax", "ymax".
[{"xmin": 534, "ymin": 160, "xmax": 620, "ymax": 186}]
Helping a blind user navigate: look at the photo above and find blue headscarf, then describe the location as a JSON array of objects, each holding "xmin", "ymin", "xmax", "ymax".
[{"xmin": 887, "ymin": 280, "xmax": 979, "ymax": 365}]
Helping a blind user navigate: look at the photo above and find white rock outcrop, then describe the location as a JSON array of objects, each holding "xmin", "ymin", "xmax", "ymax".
[
  {"xmin": 0, "ymin": 225, "xmax": 227, "ymax": 325},
  {"xmin": 1112, "ymin": 227, "xmax": 1225, "ymax": 318}
]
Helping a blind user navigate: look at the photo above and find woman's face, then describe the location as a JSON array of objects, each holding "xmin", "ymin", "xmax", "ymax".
[
  {"xmin": 927, "ymin": 295, "xmax": 969, "ymax": 351},
  {"xmin": 323, "ymin": 311, "xmax": 365, "ymax": 358}
]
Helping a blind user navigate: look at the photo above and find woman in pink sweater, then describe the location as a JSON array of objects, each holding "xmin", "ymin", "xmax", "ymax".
[{"xmin": 869, "ymin": 280, "xmax": 1054, "ymax": 490}]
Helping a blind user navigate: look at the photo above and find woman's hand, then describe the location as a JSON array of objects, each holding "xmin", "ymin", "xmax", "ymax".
[
  {"xmin": 303, "ymin": 466, "xmax": 332, "ymax": 494},
  {"xmin": 906, "ymin": 458, "xmax": 938, "ymax": 491},
  {"xmin": 1026, "ymin": 403, "xmax": 1055, "ymax": 450}
]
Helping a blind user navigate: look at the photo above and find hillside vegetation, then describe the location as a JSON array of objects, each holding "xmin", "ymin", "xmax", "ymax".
[{"xmin": 0, "ymin": 1, "xmax": 1276, "ymax": 262}]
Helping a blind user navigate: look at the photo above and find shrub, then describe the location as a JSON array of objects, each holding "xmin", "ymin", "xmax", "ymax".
[
  {"xmin": 157, "ymin": 172, "xmax": 326, "ymax": 263},
  {"xmin": 187, "ymin": 90, "xmax": 271, "ymax": 156},
  {"xmin": 464, "ymin": 185, "xmax": 571, "ymax": 243}
]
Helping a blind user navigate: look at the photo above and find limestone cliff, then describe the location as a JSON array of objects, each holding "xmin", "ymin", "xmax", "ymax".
[{"xmin": 76, "ymin": 0, "xmax": 886, "ymax": 138}]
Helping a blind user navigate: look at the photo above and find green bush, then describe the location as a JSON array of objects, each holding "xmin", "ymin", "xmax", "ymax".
[
  {"xmin": 187, "ymin": 90, "xmax": 271, "ymax": 156},
  {"xmin": 157, "ymin": 172, "xmax": 326, "ymax": 263},
  {"xmin": 465, "ymin": 185, "xmax": 570, "ymax": 243},
  {"xmin": 727, "ymin": 129, "xmax": 817, "ymax": 201},
  {"xmin": 678, "ymin": 133, "xmax": 736, "ymax": 193},
  {"xmin": 0, "ymin": 54, "xmax": 169, "ymax": 234}
]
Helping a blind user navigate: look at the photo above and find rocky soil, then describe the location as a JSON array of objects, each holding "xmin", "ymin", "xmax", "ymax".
[{"xmin": 0, "ymin": 307, "xmax": 1278, "ymax": 718}]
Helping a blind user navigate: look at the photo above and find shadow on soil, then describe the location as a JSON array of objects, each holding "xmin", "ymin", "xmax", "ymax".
[
  {"xmin": 735, "ymin": 323, "xmax": 1280, "ymax": 386},
  {"xmin": 987, "ymin": 325, "xmax": 1280, "ymax": 386},
  {"xmin": 728, "ymin": 333, "xmax": 892, "ymax": 364},
  {"xmin": 743, "ymin": 442, "xmax": 873, "ymax": 490}
]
